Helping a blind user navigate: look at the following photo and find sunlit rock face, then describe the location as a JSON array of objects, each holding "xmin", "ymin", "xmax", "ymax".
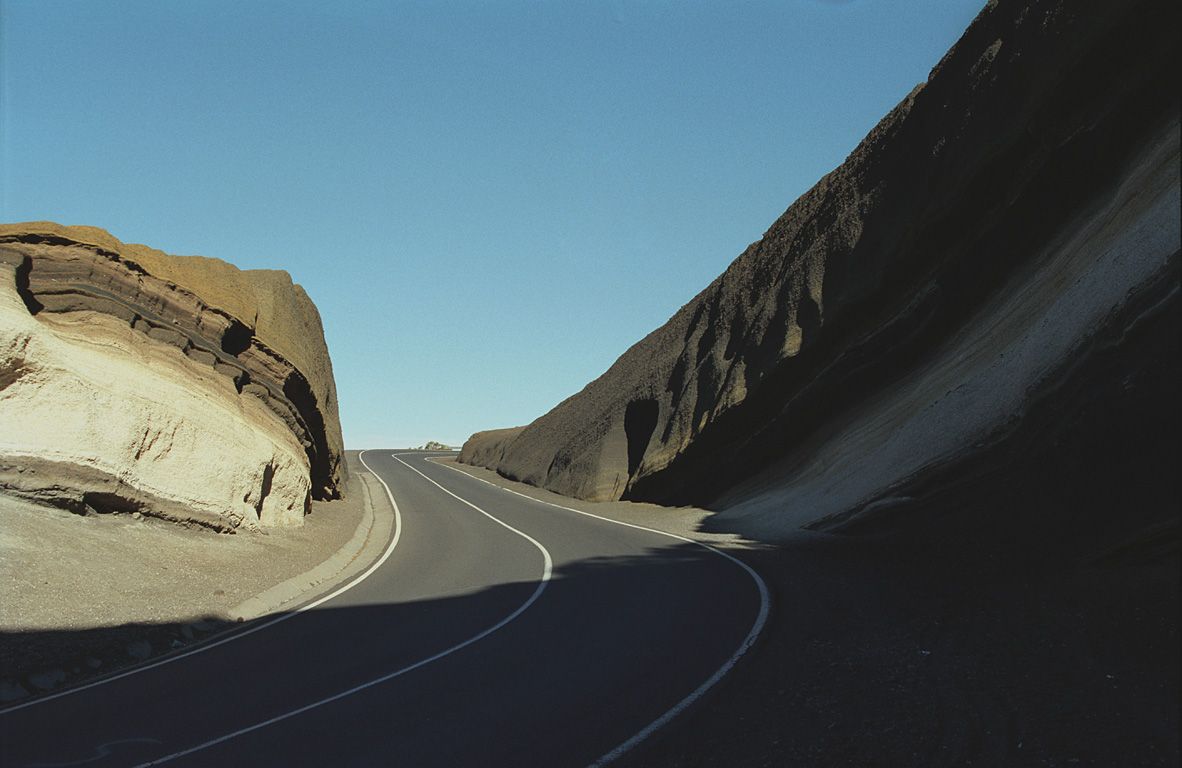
[
  {"xmin": 461, "ymin": 0, "xmax": 1180, "ymax": 538},
  {"xmin": 0, "ymin": 223, "xmax": 343, "ymax": 529}
]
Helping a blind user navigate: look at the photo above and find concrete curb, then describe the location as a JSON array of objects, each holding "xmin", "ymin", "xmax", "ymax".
[{"xmin": 225, "ymin": 457, "xmax": 392, "ymax": 622}]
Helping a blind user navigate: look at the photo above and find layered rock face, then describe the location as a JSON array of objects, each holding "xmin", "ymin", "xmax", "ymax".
[
  {"xmin": 461, "ymin": 0, "xmax": 1180, "ymax": 540},
  {"xmin": 0, "ymin": 223, "xmax": 343, "ymax": 529}
]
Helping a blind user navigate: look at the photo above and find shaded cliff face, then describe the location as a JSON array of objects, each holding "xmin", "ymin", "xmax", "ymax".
[
  {"xmin": 0, "ymin": 223, "xmax": 343, "ymax": 529},
  {"xmin": 461, "ymin": 0, "xmax": 1180, "ymax": 541}
]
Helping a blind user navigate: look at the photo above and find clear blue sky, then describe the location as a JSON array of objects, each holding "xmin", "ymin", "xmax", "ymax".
[{"xmin": 2, "ymin": 0, "xmax": 984, "ymax": 449}]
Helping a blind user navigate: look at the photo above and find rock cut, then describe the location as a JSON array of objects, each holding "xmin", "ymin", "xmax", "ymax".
[
  {"xmin": 461, "ymin": 0, "xmax": 1180, "ymax": 542},
  {"xmin": 0, "ymin": 223, "xmax": 344, "ymax": 529}
]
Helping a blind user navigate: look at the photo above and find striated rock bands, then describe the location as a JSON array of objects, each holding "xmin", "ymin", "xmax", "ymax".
[
  {"xmin": 0, "ymin": 223, "xmax": 343, "ymax": 528},
  {"xmin": 460, "ymin": 0, "xmax": 1181, "ymax": 540}
]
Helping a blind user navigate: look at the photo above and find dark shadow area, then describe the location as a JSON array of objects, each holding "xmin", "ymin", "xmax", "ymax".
[
  {"xmin": 283, "ymin": 371, "xmax": 339, "ymax": 500},
  {"xmin": 12, "ymin": 253, "xmax": 44, "ymax": 316},
  {"xmin": 623, "ymin": 399, "xmax": 659, "ymax": 479},
  {"xmin": 629, "ymin": 528, "xmax": 1179, "ymax": 768},
  {"xmin": 219, "ymin": 319, "xmax": 253, "ymax": 357}
]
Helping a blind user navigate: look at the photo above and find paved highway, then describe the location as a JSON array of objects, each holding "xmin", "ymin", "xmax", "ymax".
[{"xmin": 1, "ymin": 451, "xmax": 768, "ymax": 767}]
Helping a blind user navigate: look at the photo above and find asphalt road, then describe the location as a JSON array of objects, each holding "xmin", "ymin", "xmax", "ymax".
[{"xmin": 0, "ymin": 451, "xmax": 767, "ymax": 768}]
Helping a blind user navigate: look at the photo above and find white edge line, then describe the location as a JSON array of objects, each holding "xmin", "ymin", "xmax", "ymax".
[
  {"xmin": 434, "ymin": 459, "xmax": 772, "ymax": 768},
  {"xmin": 0, "ymin": 450, "xmax": 403, "ymax": 716},
  {"xmin": 127, "ymin": 452, "xmax": 553, "ymax": 767}
]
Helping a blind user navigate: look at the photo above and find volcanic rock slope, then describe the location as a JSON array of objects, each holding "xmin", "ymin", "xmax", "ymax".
[
  {"xmin": 461, "ymin": 0, "xmax": 1181, "ymax": 541},
  {"xmin": 0, "ymin": 223, "xmax": 343, "ymax": 529}
]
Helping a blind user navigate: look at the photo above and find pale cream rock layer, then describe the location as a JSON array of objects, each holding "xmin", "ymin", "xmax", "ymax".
[{"xmin": 0, "ymin": 261, "xmax": 310, "ymax": 528}]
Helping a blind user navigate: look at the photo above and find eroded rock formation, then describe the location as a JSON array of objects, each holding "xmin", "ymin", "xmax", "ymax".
[
  {"xmin": 461, "ymin": 0, "xmax": 1180, "ymax": 541},
  {"xmin": 0, "ymin": 223, "xmax": 343, "ymax": 529}
]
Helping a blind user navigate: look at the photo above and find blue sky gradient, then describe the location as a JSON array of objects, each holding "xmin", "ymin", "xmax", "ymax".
[{"xmin": 2, "ymin": 0, "xmax": 985, "ymax": 448}]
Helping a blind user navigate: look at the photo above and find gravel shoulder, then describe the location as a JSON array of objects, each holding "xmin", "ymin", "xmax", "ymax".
[{"xmin": 0, "ymin": 451, "xmax": 383, "ymax": 703}]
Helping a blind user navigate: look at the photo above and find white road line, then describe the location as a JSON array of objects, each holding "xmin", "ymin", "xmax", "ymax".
[
  {"xmin": 127, "ymin": 452, "xmax": 553, "ymax": 767},
  {"xmin": 0, "ymin": 450, "xmax": 403, "ymax": 716},
  {"xmin": 435, "ymin": 459, "xmax": 773, "ymax": 768},
  {"xmin": 22, "ymin": 738, "xmax": 163, "ymax": 767}
]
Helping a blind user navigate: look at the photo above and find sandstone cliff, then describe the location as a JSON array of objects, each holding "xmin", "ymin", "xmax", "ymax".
[
  {"xmin": 0, "ymin": 223, "xmax": 343, "ymax": 529},
  {"xmin": 461, "ymin": 0, "xmax": 1180, "ymax": 541}
]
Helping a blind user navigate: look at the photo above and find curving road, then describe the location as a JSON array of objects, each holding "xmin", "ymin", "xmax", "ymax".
[{"xmin": 0, "ymin": 451, "xmax": 768, "ymax": 768}]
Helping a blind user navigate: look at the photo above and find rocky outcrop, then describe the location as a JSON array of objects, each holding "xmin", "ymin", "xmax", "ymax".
[
  {"xmin": 461, "ymin": 0, "xmax": 1180, "ymax": 540},
  {"xmin": 460, "ymin": 427, "xmax": 525, "ymax": 470},
  {"xmin": 0, "ymin": 223, "xmax": 343, "ymax": 529}
]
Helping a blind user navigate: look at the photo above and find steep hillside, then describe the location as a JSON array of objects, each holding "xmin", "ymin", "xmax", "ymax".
[
  {"xmin": 461, "ymin": 0, "xmax": 1180, "ymax": 543},
  {"xmin": 0, "ymin": 223, "xmax": 343, "ymax": 529}
]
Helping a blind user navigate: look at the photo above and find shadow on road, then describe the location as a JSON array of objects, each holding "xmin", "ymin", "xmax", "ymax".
[
  {"xmin": 1, "ymin": 540, "xmax": 751, "ymax": 705},
  {"xmin": 1, "ymin": 541, "xmax": 764, "ymax": 767}
]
